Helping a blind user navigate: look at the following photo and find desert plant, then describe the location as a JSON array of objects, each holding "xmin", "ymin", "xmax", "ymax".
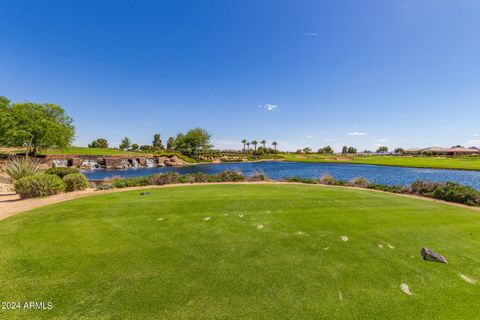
[
  {"xmin": 367, "ymin": 183, "xmax": 404, "ymax": 194},
  {"xmin": 63, "ymin": 173, "xmax": 89, "ymax": 192},
  {"xmin": 349, "ymin": 177, "xmax": 370, "ymax": 187},
  {"xmin": 248, "ymin": 173, "xmax": 268, "ymax": 182},
  {"xmin": 45, "ymin": 166, "xmax": 80, "ymax": 178},
  {"xmin": 432, "ymin": 182, "xmax": 480, "ymax": 206},
  {"xmin": 149, "ymin": 172, "xmax": 180, "ymax": 185},
  {"xmin": 1, "ymin": 156, "xmax": 45, "ymax": 180},
  {"xmin": 14, "ymin": 173, "xmax": 66, "ymax": 198},
  {"xmin": 96, "ymin": 183, "xmax": 114, "ymax": 190},
  {"xmin": 216, "ymin": 171, "xmax": 245, "ymax": 182},
  {"xmin": 112, "ymin": 176, "xmax": 152, "ymax": 188},
  {"xmin": 409, "ymin": 180, "xmax": 441, "ymax": 195},
  {"xmin": 284, "ymin": 177, "xmax": 318, "ymax": 184},
  {"xmin": 319, "ymin": 174, "xmax": 337, "ymax": 185}
]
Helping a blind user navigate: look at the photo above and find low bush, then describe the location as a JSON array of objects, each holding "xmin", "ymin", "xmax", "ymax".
[
  {"xmin": 284, "ymin": 177, "xmax": 318, "ymax": 184},
  {"xmin": 45, "ymin": 167, "xmax": 80, "ymax": 178},
  {"xmin": 63, "ymin": 173, "xmax": 89, "ymax": 192},
  {"xmin": 14, "ymin": 173, "xmax": 66, "ymax": 198},
  {"xmin": 96, "ymin": 183, "xmax": 114, "ymax": 190},
  {"xmin": 1, "ymin": 157, "xmax": 45, "ymax": 180},
  {"xmin": 248, "ymin": 173, "xmax": 268, "ymax": 182},
  {"xmin": 408, "ymin": 180, "xmax": 442, "ymax": 195},
  {"xmin": 112, "ymin": 176, "xmax": 152, "ymax": 188},
  {"xmin": 367, "ymin": 183, "xmax": 404, "ymax": 194},
  {"xmin": 432, "ymin": 182, "xmax": 480, "ymax": 206},
  {"xmin": 319, "ymin": 174, "xmax": 337, "ymax": 185},
  {"xmin": 216, "ymin": 171, "xmax": 245, "ymax": 182},
  {"xmin": 149, "ymin": 172, "xmax": 180, "ymax": 185},
  {"xmin": 349, "ymin": 177, "xmax": 370, "ymax": 187}
]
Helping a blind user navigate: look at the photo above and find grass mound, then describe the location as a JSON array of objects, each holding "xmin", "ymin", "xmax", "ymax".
[{"xmin": 0, "ymin": 184, "xmax": 479, "ymax": 319}]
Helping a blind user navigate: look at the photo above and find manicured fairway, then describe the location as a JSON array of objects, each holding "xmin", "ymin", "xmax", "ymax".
[
  {"xmin": 281, "ymin": 153, "xmax": 480, "ymax": 170},
  {"xmin": 0, "ymin": 184, "xmax": 479, "ymax": 319}
]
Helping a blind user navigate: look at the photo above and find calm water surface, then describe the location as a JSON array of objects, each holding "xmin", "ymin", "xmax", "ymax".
[{"xmin": 83, "ymin": 161, "xmax": 480, "ymax": 189}]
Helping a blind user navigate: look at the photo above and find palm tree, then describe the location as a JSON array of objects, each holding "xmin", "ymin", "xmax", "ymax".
[
  {"xmin": 272, "ymin": 141, "xmax": 278, "ymax": 154},
  {"xmin": 246, "ymin": 142, "xmax": 251, "ymax": 150},
  {"xmin": 241, "ymin": 139, "xmax": 247, "ymax": 152},
  {"xmin": 251, "ymin": 140, "xmax": 258, "ymax": 151},
  {"xmin": 260, "ymin": 140, "xmax": 267, "ymax": 148}
]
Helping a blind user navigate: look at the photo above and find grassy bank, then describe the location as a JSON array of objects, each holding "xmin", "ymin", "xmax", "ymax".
[
  {"xmin": 280, "ymin": 153, "xmax": 480, "ymax": 170},
  {"xmin": 0, "ymin": 184, "xmax": 478, "ymax": 319}
]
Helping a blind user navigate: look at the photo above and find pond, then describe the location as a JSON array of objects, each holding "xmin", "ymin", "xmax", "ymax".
[{"xmin": 82, "ymin": 161, "xmax": 480, "ymax": 189}]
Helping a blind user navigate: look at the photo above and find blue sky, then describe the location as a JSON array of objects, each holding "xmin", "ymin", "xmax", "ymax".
[{"xmin": 1, "ymin": 0, "xmax": 480, "ymax": 151}]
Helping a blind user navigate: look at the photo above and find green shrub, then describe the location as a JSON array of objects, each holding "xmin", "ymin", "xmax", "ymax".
[
  {"xmin": 14, "ymin": 173, "xmax": 66, "ymax": 198},
  {"xmin": 248, "ymin": 173, "xmax": 268, "ymax": 182},
  {"xmin": 409, "ymin": 180, "xmax": 441, "ymax": 195},
  {"xmin": 319, "ymin": 174, "xmax": 337, "ymax": 185},
  {"xmin": 96, "ymin": 183, "xmax": 114, "ymax": 190},
  {"xmin": 149, "ymin": 172, "xmax": 180, "ymax": 185},
  {"xmin": 432, "ymin": 182, "xmax": 480, "ymax": 206},
  {"xmin": 177, "ymin": 174, "xmax": 197, "ymax": 184},
  {"xmin": 216, "ymin": 171, "xmax": 245, "ymax": 182},
  {"xmin": 349, "ymin": 177, "xmax": 369, "ymax": 187},
  {"xmin": 45, "ymin": 167, "xmax": 80, "ymax": 178},
  {"xmin": 284, "ymin": 177, "xmax": 318, "ymax": 184},
  {"xmin": 63, "ymin": 173, "xmax": 89, "ymax": 192},
  {"xmin": 367, "ymin": 183, "xmax": 403, "ymax": 194},
  {"xmin": 1, "ymin": 157, "xmax": 45, "ymax": 180},
  {"xmin": 112, "ymin": 176, "xmax": 152, "ymax": 188}
]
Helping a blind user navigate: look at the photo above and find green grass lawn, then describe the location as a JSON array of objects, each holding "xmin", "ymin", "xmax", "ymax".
[
  {"xmin": 0, "ymin": 184, "xmax": 479, "ymax": 319},
  {"xmin": 281, "ymin": 153, "xmax": 480, "ymax": 170}
]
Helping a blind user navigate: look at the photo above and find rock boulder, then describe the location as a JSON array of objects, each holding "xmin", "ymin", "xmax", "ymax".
[{"xmin": 420, "ymin": 247, "xmax": 448, "ymax": 263}]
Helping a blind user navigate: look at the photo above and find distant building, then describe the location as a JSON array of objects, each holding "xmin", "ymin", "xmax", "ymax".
[{"xmin": 404, "ymin": 147, "xmax": 480, "ymax": 156}]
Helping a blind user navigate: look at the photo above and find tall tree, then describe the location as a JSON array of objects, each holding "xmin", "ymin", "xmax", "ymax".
[
  {"xmin": 175, "ymin": 128, "xmax": 212, "ymax": 154},
  {"xmin": 394, "ymin": 148, "xmax": 404, "ymax": 154},
  {"xmin": 119, "ymin": 137, "xmax": 131, "ymax": 150},
  {"xmin": 241, "ymin": 139, "xmax": 247, "ymax": 152},
  {"xmin": 88, "ymin": 138, "xmax": 109, "ymax": 149},
  {"xmin": 251, "ymin": 140, "xmax": 258, "ymax": 151},
  {"xmin": 166, "ymin": 137, "xmax": 176, "ymax": 150},
  {"xmin": 0, "ymin": 100, "xmax": 75, "ymax": 155},
  {"xmin": 152, "ymin": 134, "xmax": 164, "ymax": 150},
  {"xmin": 323, "ymin": 146, "xmax": 333, "ymax": 154},
  {"xmin": 260, "ymin": 140, "xmax": 267, "ymax": 148},
  {"xmin": 303, "ymin": 147, "xmax": 312, "ymax": 154},
  {"xmin": 272, "ymin": 141, "xmax": 278, "ymax": 154},
  {"xmin": 342, "ymin": 146, "xmax": 348, "ymax": 154},
  {"xmin": 131, "ymin": 143, "xmax": 139, "ymax": 151},
  {"xmin": 246, "ymin": 142, "xmax": 251, "ymax": 150},
  {"xmin": 376, "ymin": 146, "xmax": 389, "ymax": 155}
]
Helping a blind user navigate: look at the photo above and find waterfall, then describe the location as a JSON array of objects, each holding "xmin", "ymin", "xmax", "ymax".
[
  {"xmin": 130, "ymin": 159, "xmax": 139, "ymax": 168},
  {"xmin": 121, "ymin": 159, "xmax": 131, "ymax": 168},
  {"xmin": 145, "ymin": 158, "xmax": 156, "ymax": 167},
  {"xmin": 82, "ymin": 159, "xmax": 101, "ymax": 170},
  {"xmin": 52, "ymin": 159, "xmax": 68, "ymax": 167}
]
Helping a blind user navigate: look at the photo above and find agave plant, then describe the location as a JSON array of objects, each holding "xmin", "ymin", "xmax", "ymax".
[{"xmin": 1, "ymin": 156, "xmax": 45, "ymax": 180}]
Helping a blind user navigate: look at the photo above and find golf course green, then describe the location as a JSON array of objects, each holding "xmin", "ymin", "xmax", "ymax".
[{"xmin": 0, "ymin": 184, "xmax": 479, "ymax": 319}]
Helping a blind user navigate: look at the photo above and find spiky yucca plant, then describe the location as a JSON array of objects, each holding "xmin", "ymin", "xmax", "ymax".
[{"xmin": 1, "ymin": 157, "xmax": 45, "ymax": 181}]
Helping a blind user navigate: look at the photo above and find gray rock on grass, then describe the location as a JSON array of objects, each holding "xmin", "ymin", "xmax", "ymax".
[{"xmin": 420, "ymin": 247, "xmax": 448, "ymax": 263}]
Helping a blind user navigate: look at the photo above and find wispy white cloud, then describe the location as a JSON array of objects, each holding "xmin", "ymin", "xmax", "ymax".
[
  {"xmin": 348, "ymin": 131, "xmax": 367, "ymax": 136},
  {"xmin": 299, "ymin": 32, "xmax": 319, "ymax": 36},
  {"xmin": 375, "ymin": 138, "xmax": 388, "ymax": 142},
  {"xmin": 465, "ymin": 139, "xmax": 480, "ymax": 146},
  {"xmin": 325, "ymin": 138, "xmax": 335, "ymax": 142},
  {"xmin": 305, "ymin": 135, "xmax": 314, "ymax": 139},
  {"xmin": 258, "ymin": 104, "xmax": 278, "ymax": 111},
  {"xmin": 474, "ymin": 133, "xmax": 479, "ymax": 137}
]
